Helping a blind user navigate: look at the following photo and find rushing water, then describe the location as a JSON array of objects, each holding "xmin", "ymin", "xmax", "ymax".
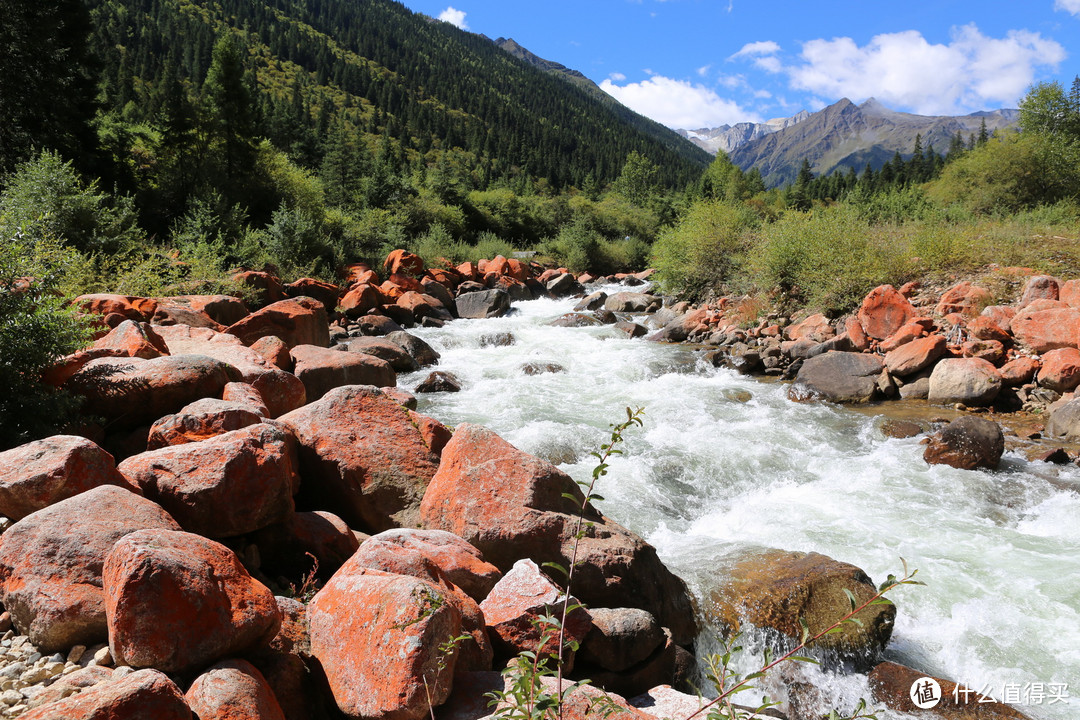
[{"xmin": 399, "ymin": 288, "xmax": 1080, "ymax": 720}]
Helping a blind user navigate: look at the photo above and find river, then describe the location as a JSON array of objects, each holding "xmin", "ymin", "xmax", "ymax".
[{"xmin": 399, "ymin": 287, "xmax": 1080, "ymax": 720}]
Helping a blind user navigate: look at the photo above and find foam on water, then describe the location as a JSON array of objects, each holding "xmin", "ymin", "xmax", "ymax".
[{"xmin": 402, "ymin": 289, "xmax": 1080, "ymax": 720}]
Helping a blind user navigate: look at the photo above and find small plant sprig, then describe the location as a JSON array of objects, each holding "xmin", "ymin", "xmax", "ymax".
[{"xmin": 691, "ymin": 559, "xmax": 924, "ymax": 720}]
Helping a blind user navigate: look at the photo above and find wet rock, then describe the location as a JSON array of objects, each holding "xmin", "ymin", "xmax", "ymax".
[
  {"xmin": 614, "ymin": 320, "xmax": 648, "ymax": 338},
  {"xmin": 479, "ymin": 332, "xmax": 515, "ymax": 347},
  {"xmin": 456, "ymin": 289, "xmax": 511, "ymax": 319},
  {"xmin": 604, "ymin": 293, "xmax": 661, "ymax": 313},
  {"xmin": 858, "ymin": 285, "xmax": 916, "ymax": 340},
  {"xmin": 419, "ymin": 424, "xmax": 697, "ymax": 645},
  {"xmin": 185, "ymin": 659, "xmax": 286, "ymax": 720},
  {"xmin": 1037, "ymin": 347, "xmax": 1080, "ymax": 393},
  {"xmin": 706, "ymin": 549, "xmax": 895, "ymax": 671},
  {"xmin": 308, "ymin": 567, "xmax": 460, "ymax": 720},
  {"xmin": 416, "ymin": 370, "xmax": 462, "ymax": 393},
  {"xmin": 575, "ymin": 292, "xmax": 607, "ymax": 312},
  {"xmin": 0, "ymin": 486, "xmax": 181, "ymax": 652},
  {"xmin": 928, "ymin": 358, "xmax": 1002, "ymax": 407},
  {"xmin": 879, "ymin": 419, "xmax": 925, "ymax": 439},
  {"xmin": 279, "ymin": 385, "xmax": 442, "ymax": 532},
  {"xmin": 118, "ymin": 423, "xmax": 298, "ymax": 538},
  {"xmin": 291, "ymin": 344, "xmax": 396, "ymax": 401},
  {"xmin": 521, "ymin": 362, "xmax": 565, "ymax": 375},
  {"xmin": 227, "ymin": 297, "xmax": 330, "ymax": 349},
  {"xmin": 341, "ymin": 336, "xmax": 420, "ymax": 372},
  {"xmin": 923, "ymin": 416, "xmax": 1004, "ymax": 470},
  {"xmin": 18, "ymin": 668, "xmax": 191, "ymax": 720},
  {"xmin": 146, "ymin": 398, "xmax": 264, "ymax": 449},
  {"xmin": 546, "ymin": 272, "xmax": 579, "ymax": 296},
  {"xmin": 0, "ymin": 436, "xmax": 133, "ymax": 521},
  {"xmin": 385, "ymin": 331, "xmax": 440, "ymax": 366},
  {"xmin": 868, "ymin": 660, "xmax": 1033, "ymax": 719},
  {"xmin": 103, "ymin": 529, "xmax": 281, "ymax": 673},
  {"xmin": 549, "ymin": 313, "xmax": 600, "ymax": 328},
  {"xmin": 789, "ymin": 351, "xmax": 884, "ymax": 404},
  {"xmin": 66, "ymin": 354, "xmax": 239, "ymax": 430},
  {"xmin": 357, "ymin": 313, "xmax": 405, "ymax": 336}
]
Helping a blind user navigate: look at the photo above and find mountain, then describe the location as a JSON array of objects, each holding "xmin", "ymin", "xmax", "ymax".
[
  {"xmin": 677, "ymin": 111, "xmax": 811, "ymax": 155},
  {"xmin": 83, "ymin": 0, "xmax": 710, "ymax": 193},
  {"xmin": 728, "ymin": 98, "xmax": 1019, "ymax": 187}
]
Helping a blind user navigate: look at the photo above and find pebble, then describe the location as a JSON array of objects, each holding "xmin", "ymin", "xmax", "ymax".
[
  {"xmin": 0, "ymin": 633, "xmax": 115, "ymax": 718},
  {"xmin": 92, "ymin": 646, "xmax": 112, "ymax": 668},
  {"xmin": 65, "ymin": 646, "xmax": 85, "ymax": 665}
]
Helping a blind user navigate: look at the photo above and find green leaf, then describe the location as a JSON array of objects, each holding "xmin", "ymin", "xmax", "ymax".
[{"xmin": 843, "ymin": 588, "xmax": 858, "ymax": 611}]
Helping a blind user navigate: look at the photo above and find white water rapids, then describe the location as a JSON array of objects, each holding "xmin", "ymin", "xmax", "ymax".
[{"xmin": 399, "ymin": 288, "xmax": 1080, "ymax": 720}]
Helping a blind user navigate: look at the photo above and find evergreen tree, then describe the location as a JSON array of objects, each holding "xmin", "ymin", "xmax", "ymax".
[{"xmin": 202, "ymin": 34, "xmax": 257, "ymax": 185}]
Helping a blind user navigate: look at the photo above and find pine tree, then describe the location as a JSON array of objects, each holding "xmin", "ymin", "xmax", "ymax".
[{"xmin": 203, "ymin": 33, "xmax": 257, "ymax": 184}]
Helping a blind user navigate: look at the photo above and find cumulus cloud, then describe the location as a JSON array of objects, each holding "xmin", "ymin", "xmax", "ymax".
[
  {"xmin": 609, "ymin": 72, "xmax": 627, "ymax": 82},
  {"xmin": 1055, "ymin": 0, "xmax": 1080, "ymax": 16},
  {"xmin": 600, "ymin": 75, "xmax": 760, "ymax": 128},
  {"xmin": 786, "ymin": 25, "xmax": 1065, "ymax": 114},
  {"xmin": 729, "ymin": 41, "xmax": 782, "ymax": 59},
  {"xmin": 438, "ymin": 7, "xmax": 468, "ymax": 29}
]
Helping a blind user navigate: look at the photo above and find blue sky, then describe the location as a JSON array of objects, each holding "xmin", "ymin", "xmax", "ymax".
[{"xmin": 399, "ymin": 0, "xmax": 1079, "ymax": 130}]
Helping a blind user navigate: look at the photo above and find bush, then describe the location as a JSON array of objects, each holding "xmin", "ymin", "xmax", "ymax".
[
  {"xmin": 651, "ymin": 200, "xmax": 757, "ymax": 300},
  {"xmin": 0, "ymin": 225, "xmax": 94, "ymax": 448}
]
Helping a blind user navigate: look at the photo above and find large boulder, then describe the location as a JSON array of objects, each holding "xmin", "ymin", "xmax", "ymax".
[
  {"xmin": 308, "ymin": 566, "xmax": 461, "ymax": 720},
  {"xmin": 936, "ymin": 281, "xmax": 992, "ymax": 317},
  {"xmin": 419, "ymin": 424, "xmax": 697, "ymax": 645},
  {"xmin": 578, "ymin": 607, "xmax": 665, "ymax": 673},
  {"xmin": 858, "ymin": 285, "xmax": 916, "ymax": 340},
  {"xmin": 868, "ymin": 661, "xmax": 1033, "ymax": 719},
  {"xmin": 157, "ymin": 294, "xmax": 250, "ymax": 326},
  {"xmin": 1009, "ymin": 307, "xmax": 1080, "ymax": 353},
  {"xmin": 291, "ymin": 344, "xmax": 396, "ymax": 401},
  {"xmin": 0, "ymin": 486, "xmax": 181, "ymax": 652},
  {"xmin": 1037, "ymin": 347, "xmax": 1080, "ymax": 393},
  {"xmin": 226, "ymin": 297, "xmax": 330, "ymax": 349},
  {"xmin": 604, "ymin": 293, "xmax": 661, "ymax": 313},
  {"xmin": 923, "ymin": 416, "xmax": 1004, "ymax": 470},
  {"xmin": 884, "ymin": 334, "xmax": 949, "ymax": 378},
  {"xmin": 386, "ymin": 331, "xmax": 440, "ymax": 366},
  {"xmin": 0, "ymin": 436, "xmax": 134, "ymax": 520},
  {"xmin": 74, "ymin": 294, "xmax": 159, "ymax": 323},
  {"xmin": 92, "ymin": 320, "xmax": 169, "ymax": 359},
  {"xmin": 19, "ymin": 669, "xmax": 192, "ymax": 720},
  {"xmin": 251, "ymin": 510, "xmax": 361, "ymax": 582},
  {"xmin": 456, "ymin": 289, "xmax": 511, "ymax": 319},
  {"xmin": 342, "ymin": 336, "xmax": 420, "ymax": 372},
  {"xmin": 789, "ymin": 351, "xmax": 885, "ymax": 403},
  {"xmin": 927, "ymin": 358, "xmax": 1002, "ymax": 407},
  {"xmin": 279, "ymin": 385, "xmax": 443, "ymax": 532},
  {"xmin": 1045, "ymin": 397, "xmax": 1080, "ymax": 441},
  {"xmin": 65, "ymin": 354, "xmax": 239, "ymax": 429},
  {"xmin": 707, "ymin": 549, "xmax": 895, "ymax": 671},
  {"xmin": 186, "ymin": 659, "xmax": 286, "ymax": 720},
  {"xmin": 147, "ymin": 397, "xmax": 264, "ymax": 449},
  {"xmin": 1018, "ymin": 274, "xmax": 1060, "ymax": 308},
  {"xmin": 103, "ymin": 529, "xmax": 281, "ymax": 673},
  {"xmin": 118, "ymin": 423, "xmax": 298, "ymax": 538}
]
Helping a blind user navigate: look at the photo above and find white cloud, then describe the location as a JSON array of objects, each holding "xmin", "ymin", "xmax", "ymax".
[
  {"xmin": 609, "ymin": 72, "xmax": 627, "ymax": 82},
  {"xmin": 729, "ymin": 41, "xmax": 782, "ymax": 59},
  {"xmin": 697, "ymin": 64, "xmax": 712, "ymax": 77},
  {"xmin": 438, "ymin": 7, "xmax": 468, "ymax": 30},
  {"xmin": 786, "ymin": 25, "xmax": 1065, "ymax": 114},
  {"xmin": 1055, "ymin": 0, "xmax": 1080, "ymax": 16},
  {"xmin": 600, "ymin": 75, "xmax": 761, "ymax": 128}
]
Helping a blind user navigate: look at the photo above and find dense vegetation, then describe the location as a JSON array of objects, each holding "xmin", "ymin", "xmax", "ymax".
[{"xmin": 1, "ymin": 0, "xmax": 1078, "ymax": 441}]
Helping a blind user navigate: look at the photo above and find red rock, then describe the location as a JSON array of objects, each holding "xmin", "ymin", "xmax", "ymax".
[
  {"xmin": 66, "ymin": 354, "xmax": 239, "ymax": 431},
  {"xmin": 785, "ymin": 313, "xmax": 834, "ymax": 342},
  {"xmin": 41, "ymin": 348, "xmax": 128, "ymax": 388},
  {"xmin": 1010, "ymin": 307, "xmax": 1080, "ymax": 353},
  {"xmin": 92, "ymin": 320, "xmax": 169, "ymax": 359},
  {"xmin": 119, "ymin": 423, "xmax": 297, "ymax": 538},
  {"xmin": 339, "ymin": 283, "xmax": 384, "ymax": 318},
  {"xmin": 936, "ymin": 281, "xmax": 993, "ymax": 317},
  {"xmin": 425, "ymin": 268, "xmax": 462, "ymax": 288},
  {"xmin": 968, "ymin": 316, "xmax": 1011, "ymax": 344},
  {"xmin": 412, "ymin": 412, "xmax": 453, "ymax": 457},
  {"xmin": 858, "ymin": 285, "xmax": 916, "ymax": 340},
  {"xmin": 354, "ymin": 529, "xmax": 501, "ymax": 602},
  {"xmin": 250, "ymin": 370, "xmax": 307, "ymax": 419},
  {"xmin": 250, "ymin": 335, "xmax": 292, "ymax": 370},
  {"xmin": 158, "ymin": 295, "xmax": 250, "ymax": 326},
  {"xmin": 343, "ymin": 263, "xmax": 377, "ymax": 286},
  {"xmin": 227, "ymin": 297, "xmax": 330, "ymax": 349},
  {"xmin": 104, "ymin": 529, "xmax": 281, "ymax": 673},
  {"xmin": 383, "ymin": 249, "xmax": 426, "ymax": 277},
  {"xmin": 868, "ymin": 660, "xmax": 1032, "ymax": 719},
  {"xmin": 961, "ymin": 339, "xmax": 1006, "ymax": 365},
  {"xmin": 1000, "ymin": 356, "xmax": 1040, "ymax": 386},
  {"xmin": 455, "ymin": 262, "xmax": 479, "ymax": 282},
  {"xmin": 232, "ymin": 271, "xmax": 284, "ymax": 308},
  {"xmin": 419, "ymin": 424, "xmax": 697, "ymax": 645},
  {"xmin": 1060, "ymin": 279, "xmax": 1080, "ymax": 309},
  {"xmin": 844, "ymin": 316, "xmax": 870, "ymax": 351},
  {"xmin": 0, "ymin": 486, "xmax": 181, "ymax": 652},
  {"xmin": 308, "ymin": 566, "xmax": 461, "ymax": 720},
  {"xmin": 1018, "ymin": 274, "xmax": 1060, "ymax": 308},
  {"xmin": 221, "ymin": 381, "xmax": 269, "ymax": 416},
  {"xmin": 290, "ymin": 344, "xmax": 397, "ymax": 402},
  {"xmin": 74, "ymin": 294, "xmax": 159, "ymax": 323},
  {"xmin": 480, "ymin": 558, "xmax": 590, "ymax": 662},
  {"xmin": 0, "ymin": 436, "xmax": 135, "ymax": 521},
  {"xmin": 897, "ymin": 281, "xmax": 920, "ymax": 297},
  {"xmin": 252, "ymin": 509, "xmax": 360, "ymax": 581},
  {"xmin": 146, "ymin": 398, "xmax": 264, "ymax": 449},
  {"xmin": 1024, "ymin": 298, "xmax": 1065, "ymax": 312},
  {"xmin": 19, "ymin": 669, "xmax": 192, "ymax": 720},
  {"xmin": 981, "ymin": 304, "xmax": 1017, "ymax": 329},
  {"xmin": 280, "ymin": 385, "xmax": 441, "ymax": 532},
  {"xmin": 389, "ymin": 272, "xmax": 425, "ymax": 294},
  {"xmin": 397, "ymin": 291, "xmax": 448, "ymax": 321},
  {"xmin": 878, "ymin": 321, "xmax": 925, "ymax": 352},
  {"xmin": 1038, "ymin": 347, "xmax": 1080, "ymax": 392},
  {"xmin": 186, "ymin": 659, "xmax": 286, "ymax": 720},
  {"xmin": 379, "ymin": 281, "xmax": 405, "ymax": 302},
  {"xmin": 246, "ymin": 599, "xmax": 332, "ymax": 720},
  {"xmin": 884, "ymin": 334, "xmax": 949, "ymax": 378},
  {"xmin": 285, "ymin": 278, "xmax": 341, "ymax": 315}
]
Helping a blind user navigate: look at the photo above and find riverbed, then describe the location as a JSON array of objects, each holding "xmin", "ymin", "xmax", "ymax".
[{"xmin": 400, "ymin": 288, "xmax": 1080, "ymax": 720}]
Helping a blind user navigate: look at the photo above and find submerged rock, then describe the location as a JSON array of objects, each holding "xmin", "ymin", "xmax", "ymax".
[{"xmin": 923, "ymin": 416, "xmax": 1004, "ymax": 470}]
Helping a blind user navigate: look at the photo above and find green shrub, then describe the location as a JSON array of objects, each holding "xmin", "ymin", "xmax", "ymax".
[
  {"xmin": 651, "ymin": 200, "xmax": 757, "ymax": 300},
  {"xmin": 0, "ymin": 225, "xmax": 94, "ymax": 448}
]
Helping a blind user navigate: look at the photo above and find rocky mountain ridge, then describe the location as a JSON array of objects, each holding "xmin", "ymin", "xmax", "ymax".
[{"xmin": 677, "ymin": 111, "xmax": 811, "ymax": 155}]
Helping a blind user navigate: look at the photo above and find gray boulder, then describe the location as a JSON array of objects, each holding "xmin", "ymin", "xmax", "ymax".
[
  {"xmin": 456, "ymin": 289, "xmax": 511, "ymax": 319},
  {"xmin": 385, "ymin": 331, "xmax": 440, "ymax": 367},
  {"xmin": 603, "ymin": 292, "xmax": 662, "ymax": 313},
  {"xmin": 789, "ymin": 351, "xmax": 884, "ymax": 403},
  {"xmin": 1046, "ymin": 397, "xmax": 1080, "ymax": 441},
  {"xmin": 927, "ymin": 358, "xmax": 1002, "ymax": 407}
]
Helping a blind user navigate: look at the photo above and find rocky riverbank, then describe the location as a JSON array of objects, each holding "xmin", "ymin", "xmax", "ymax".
[{"xmin": 0, "ymin": 251, "xmax": 1055, "ymax": 719}]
